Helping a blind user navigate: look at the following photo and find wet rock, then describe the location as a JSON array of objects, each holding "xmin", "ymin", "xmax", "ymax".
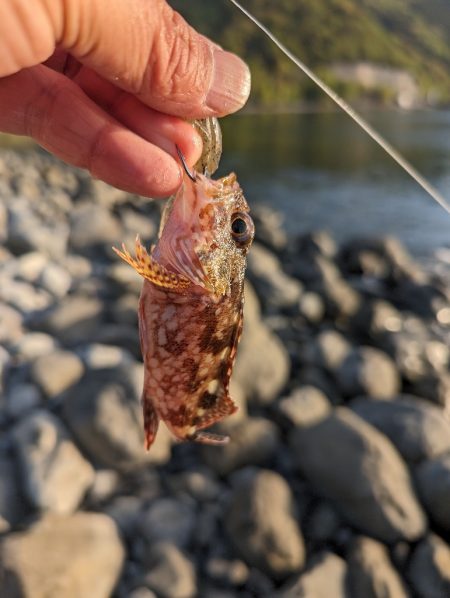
[
  {"xmin": 407, "ymin": 534, "xmax": 450, "ymax": 598},
  {"xmin": 69, "ymin": 203, "xmax": 122, "ymax": 253},
  {"xmin": 277, "ymin": 386, "xmax": 331, "ymax": 428},
  {"xmin": 143, "ymin": 542, "xmax": 196, "ymax": 598},
  {"xmin": 335, "ymin": 347, "xmax": 400, "ymax": 399},
  {"xmin": 226, "ymin": 469, "xmax": 305, "ymax": 580},
  {"xmin": 201, "ymin": 417, "xmax": 279, "ymax": 476},
  {"xmin": 13, "ymin": 410, "xmax": 95, "ymax": 513},
  {"xmin": 62, "ymin": 368, "xmax": 171, "ymax": 471},
  {"xmin": 276, "ymin": 552, "xmax": 347, "ymax": 598},
  {"xmin": 289, "ymin": 408, "xmax": 426, "ymax": 542},
  {"xmin": 247, "ymin": 243, "xmax": 303, "ymax": 311},
  {"xmin": 233, "ymin": 320, "xmax": 289, "ymax": 405},
  {"xmin": 347, "ymin": 536, "xmax": 409, "ymax": 598},
  {"xmin": 142, "ymin": 498, "xmax": 196, "ymax": 548},
  {"xmin": 415, "ymin": 451, "xmax": 450, "ymax": 530},
  {"xmin": 30, "ymin": 295, "xmax": 104, "ymax": 345},
  {"xmin": 0, "ymin": 512, "xmax": 125, "ymax": 598},
  {"xmin": 350, "ymin": 396, "xmax": 450, "ymax": 463},
  {"xmin": 31, "ymin": 350, "xmax": 84, "ymax": 398}
]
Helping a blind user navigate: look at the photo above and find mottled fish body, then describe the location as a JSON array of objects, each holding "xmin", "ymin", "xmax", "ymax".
[{"xmin": 114, "ymin": 170, "xmax": 254, "ymax": 448}]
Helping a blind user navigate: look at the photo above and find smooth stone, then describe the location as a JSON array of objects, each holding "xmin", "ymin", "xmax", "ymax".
[
  {"xmin": 319, "ymin": 274, "xmax": 362, "ymax": 319},
  {"xmin": 305, "ymin": 501, "xmax": 341, "ymax": 544},
  {"xmin": 0, "ymin": 303, "xmax": 23, "ymax": 345},
  {"xmin": 69, "ymin": 203, "xmax": 122, "ymax": 251},
  {"xmin": 62, "ymin": 368, "xmax": 171, "ymax": 471},
  {"xmin": 77, "ymin": 343, "xmax": 133, "ymax": 369},
  {"xmin": 169, "ymin": 468, "xmax": 221, "ymax": 502},
  {"xmin": 86, "ymin": 469, "xmax": 121, "ymax": 505},
  {"xmin": 233, "ymin": 320, "xmax": 290, "ymax": 405},
  {"xmin": 277, "ymin": 386, "xmax": 331, "ymax": 428},
  {"xmin": 335, "ymin": 347, "xmax": 400, "ymax": 399},
  {"xmin": 128, "ymin": 589, "xmax": 157, "ymax": 598},
  {"xmin": 6, "ymin": 383, "xmax": 41, "ymax": 418},
  {"xmin": 142, "ymin": 498, "xmax": 196, "ymax": 548},
  {"xmin": 206, "ymin": 557, "xmax": 249, "ymax": 587},
  {"xmin": 298, "ymin": 291, "xmax": 325, "ymax": 323},
  {"xmin": 106, "ymin": 495, "xmax": 143, "ymax": 538},
  {"xmin": 276, "ymin": 552, "xmax": 347, "ymax": 598},
  {"xmin": 0, "ymin": 278, "xmax": 52, "ymax": 312},
  {"xmin": 226, "ymin": 469, "xmax": 305, "ymax": 580},
  {"xmin": 407, "ymin": 534, "xmax": 450, "ymax": 598},
  {"xmin": 247, "ymin": 243, "xmax": 303, "ymax": 311},
  {"xmin": 111, "ymin": 293, "xmax": 139, "ymax": 326},
  {"xmin": 347, "ymin": 536, "xmax": 409, "ymax": 598},
  {"xmin": 350, "ymin": 396, "xmax": 450, "ymax": 463},
  {"xmin": 107, "ymin": 262, "xmax": 143, "ymax": 295},
  {"xmin": 13, "ymin": 410, "xmax": 95, "ymax": 514},
  {"xmin": 2, "ymin": 251, "xmax": 47, "ymax": 282},
  {"xmin": 38, "ymin": 262, "xmax": 72, "ymax": 298},
  {"xmin": 353, "ymin": 299, "xmax": 403, "ymax": 338},
  {"xmin": 31, "ymin": 350, "xmax": 84, "ymax": 398},
  {"xmin": 44, "ymin": 164, "xmax": 79, "ymax": 194},
  {"xmin": 201, "ymin": 417, "xmax": 279, "ymax": 476},
  {"xmin": 301, "ymin": 329, "xmax": 352, "ymax": 372},
  {"xmin": 296, "ymin": 230, "xmax": 337, "ymax": 259},
  {"xmin": 251, "ymin": 204, "xmax": 288, "ymax": 251},
  {"xmin": 0, "ymin": 512, "xmax": 125, "ymax": 598},
  {"xmin": 30, "ymin": 295, "xmax": 104, "ymax": 345},
  {"xmin": 13, "ymin": 332, "xmax": 57, "ymax": 360},
  {"xmin": 289, "ymin": 407, "xmax": 426, "ymax": 543},
  {"xmin": 144, "ymin": 542, "xmax": 196, "ymax": 598},
  {"xmin": 291, "ymin": 253, "xmax": 341, "ymax": 285},
  {"xmin": 415, "ymin": 451, "xmax": 450, "ymax": 530}
]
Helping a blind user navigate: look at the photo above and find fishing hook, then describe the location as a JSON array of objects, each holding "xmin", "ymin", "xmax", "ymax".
[{"xmin": 176, "ymin": 145, "xmax": 197, "ymax": 182}]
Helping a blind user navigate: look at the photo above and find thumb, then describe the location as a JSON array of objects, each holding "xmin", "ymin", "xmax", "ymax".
[{"xmin": 60, "ymin": 0, "xmax": 251, "ymax": 118}]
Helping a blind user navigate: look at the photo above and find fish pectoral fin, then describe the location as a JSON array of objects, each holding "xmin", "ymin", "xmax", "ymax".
[
  {"xmin": 142, "ymin": 397, "xmax": 160, "ymax": 451},
  {"xmin": 112, "ymin": 235, "xmax": 191, "ymax": 291}
]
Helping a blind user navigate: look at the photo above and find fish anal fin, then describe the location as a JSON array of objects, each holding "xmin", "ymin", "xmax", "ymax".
[
  {"xmin": 142, "ymin": 397, "xmax": 160, "ymax": 451},
  {"xmin": 192, "ymin": 388, "xmax": 238, "ymax": 433},
  {"xmin": 112, "ymin": 235, "xmax": 191, "ymax": 291}
]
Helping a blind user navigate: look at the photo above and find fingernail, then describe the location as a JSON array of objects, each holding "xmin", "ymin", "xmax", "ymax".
[{"xmin": 205, "ymin": 49, "xmax": 251, "ymax": 115}]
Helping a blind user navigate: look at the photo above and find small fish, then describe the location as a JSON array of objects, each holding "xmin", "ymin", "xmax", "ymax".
[{"xmin": 113, "ymin": 165, "xmax": 254, "ymax": 448}]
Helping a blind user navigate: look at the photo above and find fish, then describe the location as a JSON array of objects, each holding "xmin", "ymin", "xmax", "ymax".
[{"xmin": 113, "ymin": 162, "xmax": 254, "ymax": 449}]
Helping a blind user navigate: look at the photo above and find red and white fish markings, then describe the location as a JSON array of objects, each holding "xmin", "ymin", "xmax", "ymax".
[{"xmin": 114, "ymin": 172, "xmax": 254, "ymax": 449}]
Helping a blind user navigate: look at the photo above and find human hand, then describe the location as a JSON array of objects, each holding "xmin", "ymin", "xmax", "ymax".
[{"xmin": 0, "ymin": 0, "xmax": 250, "ymax": 197}]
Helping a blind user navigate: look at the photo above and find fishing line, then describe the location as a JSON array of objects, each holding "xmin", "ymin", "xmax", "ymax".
[{"xmin": 227, "ymin": 0, "xmax": 450, "ymax": 214}]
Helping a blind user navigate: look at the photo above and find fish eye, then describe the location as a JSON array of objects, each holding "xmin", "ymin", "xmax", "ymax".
[{"xmin": 230, "ymin": 212, "xmax": 254, "ymax": 248}]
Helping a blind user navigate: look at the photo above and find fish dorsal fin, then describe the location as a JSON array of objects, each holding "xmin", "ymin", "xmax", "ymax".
[{"xmin": 113, "ymin": 235, "xmax": 191, "ymax": 291}]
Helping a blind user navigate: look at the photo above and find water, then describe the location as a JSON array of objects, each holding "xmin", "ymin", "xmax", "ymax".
[{"xmin": 219, "ymin": 109, "xmax": 450, "ymax": 257}]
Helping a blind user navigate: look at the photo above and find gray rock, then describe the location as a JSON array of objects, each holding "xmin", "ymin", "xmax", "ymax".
[
  {"xmin": 306, "ymin": 502, "xmax": 341, "ymax": 544},
  {"xmin": 206, "ymin": 557, "xmax": 249, "ymax": 587},
  {"xmin": 276, "ymin": 552, "xmax": 347, "ymax": 598},
  {"xmin": 0, "ymin": 277, "xmax": 52, "ymax": 312},
  {"xmin": 7, "ymin": 199, "xmax": 69, "ymax": 258},
  {"xmin": 142, "ymin": 498, "xmax": 196, "ymax": 548},
  {"xmin": 6, "ymin": 383, "xmax": 41, "ymax": 418},
  {"xmin": 38, "ymin": 262, "xmax": 72, "ymax": 298},
  {"xmin": 144, "ymin": 542, "xmax": 196, "ymax": 598},
  {"xmin": 226, "ymin": 469, "xmax": 305, "ymax": 580},
  {"xmin": 13, "ymin": 332, "xmax": 57, "ymax": 360},
  {"xmin": 247, "ymin": 243, "xmax": 303, "ymax": 311},
  {"xmin": 2, "ymin": 251, "xmax": 47, "ymax": 282},
  {"xmin": 292, "ymin": 253, "xmax": 341, "ymax": 285},
  {"xmin": 407, "ymin": 534, "xmax": 450, "ymax": 598},
  {"xmin": 30, "ymin": 295, "xmax": 104, "ymax": 345},
  {"xmin": 107, "ymin": 262, "xmax": 143, "ymax": 295},
  {"xmin": 169, "ymin": 468, "xmax": 221, "ymax": 502},
  {"xmin": 319, "ymin": 275, "xmax": 362, "ymax": 319},
  {"xmin": 62, "ymin": 368, "xmax": 171, "ymax": 471},
  {"xmin": 111, "ymin": 293, "xmax": 139, "ymax": 326},
  {"xmin": 31, "ymin": 350, "xmax": 84, "ymax": 398},
  {"xmin": 277, "ymin": 386, "xmax": 331, "ymax": 428},
  {"xmin": 0, "ymin": 512, "xmax": 125, "ymax": 598},
  {"xmin": 353, "ymin": 299, "xmax": 403, "ymax": 338},
  {"xmin": 415, "ymin": 451, "xmax": 450, "ymax": 530},
  {"xmin": 201, "ymin": 417, "xmax": 279, "ymax": 476},
  {"xmin": 301, "ymin": 329, "xmax": 352, "ymax": 372},
  {"xmin": 105, "ymin": 495, "xmax": 143, "ymax": 538},
  {"xmin": 296, "ymin": 230, "xmax": 337, "ymax": 260},
  {"xmin": 44, "ymin": 164, "xmax": 79, "ymax": 195},
  {"xmin": 0, "ymin": 346, "xmax": 11, "ymax": 393},
  {"xmin": 289, "ymin": 408, "xmax": 426, "ymax": 542},
  {"xmin": 13, "ymin": 410, "xmax": 95, "ymax": 513},
  {"xmin": 128, "ymin": 589, "xmax": 157, "ymax": 598},
  {"xmin": 347, "ymin": 536, "xmax": 409, "ymax": 598},
  {"xmin": 350, "ymin": 396, "xmax": 450, "ymax": 463},
  {"xmin": 69, "ymin": 203, "xmax": 122, "ymax": 252},
  {"xmin": 233, "ymin": 320, "xmax": 289, "ymax": 405},
  {"xmin": 336, "ymin": 347, "xmax": 400, "ymax": 399}
]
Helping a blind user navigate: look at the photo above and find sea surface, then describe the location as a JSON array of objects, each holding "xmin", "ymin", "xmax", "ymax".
[{"xmin": 219, "ymin": 109, "xmax": 450, "ymax": 257}]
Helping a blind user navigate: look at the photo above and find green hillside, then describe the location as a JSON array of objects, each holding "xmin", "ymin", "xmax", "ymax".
[{"xmin": 168, "ymin": 0, "xmax": 450, "ymax": 107}]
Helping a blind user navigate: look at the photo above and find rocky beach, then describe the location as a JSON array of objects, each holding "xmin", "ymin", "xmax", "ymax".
[{"xmin": 0, "ymin": 145, "xmax": 450, "ymax": 597}]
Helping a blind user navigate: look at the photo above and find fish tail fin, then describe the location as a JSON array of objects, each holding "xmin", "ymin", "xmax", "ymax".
[
  {"xmin": 112, "ymin": 235, "xmax": 191, "ymax": 290},
  {"xmin": 142, "ymin": 397, "xmax": 160, "ymax": 451}
]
